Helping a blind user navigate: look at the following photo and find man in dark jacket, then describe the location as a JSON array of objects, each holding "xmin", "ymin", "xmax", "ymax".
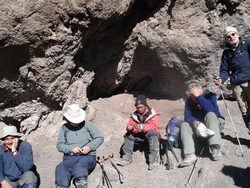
[
  {"xmin": 0, "ymin": 125, "xmax": 37, "ymax": 188},
  {"xmin": 55, "ymin": 104, "xmax": 104, "ymax": 188},
  {"xmin": 118, "ymin": 95, "xmax": 161, "ymax": 171},
  {"xmin": 214, "ymin": 26, "xmax": 250, "ymax": 134},
  {"xmin": 179, "ymin": 83, "xmax": 225, "ymax": 167}
]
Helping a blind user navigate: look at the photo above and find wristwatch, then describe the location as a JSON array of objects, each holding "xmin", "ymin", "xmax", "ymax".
[{"xmin": 12, "ymin": 150, "xmax": 18, "ymax": 155}]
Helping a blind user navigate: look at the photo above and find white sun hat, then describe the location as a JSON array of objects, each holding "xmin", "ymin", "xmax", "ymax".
[
  {"xmin": 0, "ymin": 125, "xmax": 23, "ymax": 140},
  {"xmin": 223, "ymin": 26, "xmax": 239, "ymax": 37},
  {"xmin": 63, "ymin": 104, "xmax": 86, "ymax": 124}
]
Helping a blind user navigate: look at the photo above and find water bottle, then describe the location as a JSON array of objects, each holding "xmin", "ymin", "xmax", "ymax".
[
  {"xmin": 173, "ymin": 126, "xmax": 180, "ymax": 148},
  {"xmin": 168, "ymin": 135, "xmax": 175, "ymax": 147},
  {"xmin": 23, "ymin": 184, "xmax": 34, "ymax": 188},
  {"xmin": 168, "ymin": 126, "xmax": 180, "ymax": 148}
]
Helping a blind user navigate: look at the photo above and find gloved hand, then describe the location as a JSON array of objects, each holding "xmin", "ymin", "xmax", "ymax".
[{"xmin": 196, "ymin": 123, "xmax": 215, "ymax": 138}]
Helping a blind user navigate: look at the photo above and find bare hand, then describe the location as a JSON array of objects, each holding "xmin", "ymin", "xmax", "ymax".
[
  {"xmin": 189, "ymin": 87, "xmax": 203, "ymax": 97},
  {"xmin": 72, "ymin": 146, "xmax": 82, "ymax": 154},
  {"xmin": 11, "ymin": 138, "xmax": 19, "ymax": 152},
  {"xmin": 214, "ymin": 77, "xmax": 222, "ymax": 85},
  {"xmin": 193, "ymin": 120, "xmax": 200, "ymax": 128},
  {"xmin": 126, "ymin": 124, "xmax": 134, "ymax": 131},
  {"xmin": 81, "ymin": 145, "xmax": 91, "ymax": 154},
  {"xmin": 1, "ymin": 180, "xmax": 12, "ymax": 188}
]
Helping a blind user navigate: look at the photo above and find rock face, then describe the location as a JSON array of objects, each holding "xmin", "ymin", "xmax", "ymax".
[{"xmin": 0, "ymin": 1, "xmax": 250, "ymax": 187}]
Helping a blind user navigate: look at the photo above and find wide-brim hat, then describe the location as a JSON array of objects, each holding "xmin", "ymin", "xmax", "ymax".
[
  {"xmin": 63, "ymin": 104, "xmax": 86, "ymax": 124},
  {"xmin": 0, "ymin": 125, "xmax": 23, "ymax": 140}
]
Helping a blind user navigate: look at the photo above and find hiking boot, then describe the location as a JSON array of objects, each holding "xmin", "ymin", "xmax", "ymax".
[
  {"xmin": 211, "ymin": 149, "xmax": 221, "ymax": 161},
  {"xmin": 179, "ymin": 153, "xmax": 196, "ymax": 167},
  {"xmin": 117, "ymin": 158, "xmax": 132, "ymax": 166},
  {"xmin": 148, "ymin": 161, "xmax": 159, "ymax": 171},
  {"xmin": 74, "ymin": 177, "xmax": 88, "ymax": 188}
]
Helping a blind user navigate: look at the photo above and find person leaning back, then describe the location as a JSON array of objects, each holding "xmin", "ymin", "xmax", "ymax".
[
  {"xmin": 214, "ymin": 26, "xmax": 250, "ymax": 134},
  {"xmin": 0, "ymin": 125, "xmax": 37, "ymax": 188}
]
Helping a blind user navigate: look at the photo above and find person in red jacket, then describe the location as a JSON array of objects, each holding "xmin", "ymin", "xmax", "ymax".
[{"xmin": 118, "ymin": 95, "xmax": 161, "ymax": 171}]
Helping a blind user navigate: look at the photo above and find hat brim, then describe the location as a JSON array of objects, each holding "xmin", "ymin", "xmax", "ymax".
[
  {"xmin": 0, "ymin": 133, "xmax": 22, "ymax": 140},
  {"xmin": 63, "ymin": 108, "xmax": 86, "ymax": 124}
]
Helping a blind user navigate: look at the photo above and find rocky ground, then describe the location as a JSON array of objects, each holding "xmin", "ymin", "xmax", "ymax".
[{"xmin": 22, "ymin": 93, "xmax": 250, "ymax": 188}]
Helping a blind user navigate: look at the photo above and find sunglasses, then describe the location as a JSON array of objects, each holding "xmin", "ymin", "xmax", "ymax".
[{"xmin": 226, "ymin": 33, "xmax": 236, "ymax": 39}]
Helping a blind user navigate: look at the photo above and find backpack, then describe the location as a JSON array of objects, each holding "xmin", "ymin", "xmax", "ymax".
[{"xmin": 166, "ymin": 117, "xmax": 184, "ymax": 148}]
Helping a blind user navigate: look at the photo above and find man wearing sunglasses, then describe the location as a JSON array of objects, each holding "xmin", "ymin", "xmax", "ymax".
[{"xmin": 214, "ymin": 26, "xmax": 250, "ymax": 134}]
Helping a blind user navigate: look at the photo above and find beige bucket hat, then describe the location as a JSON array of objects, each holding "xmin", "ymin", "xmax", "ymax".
[
  {"xmin": 0, "ymin": 125, "xmax": 23, "ymax": 140},
  {"xmin": 63, "ymin": 104, "xmax": 86, "ymax": 124}
]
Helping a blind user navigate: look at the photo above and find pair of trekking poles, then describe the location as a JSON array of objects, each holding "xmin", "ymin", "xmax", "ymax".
[
  {"xmin": 96, "ymin": 154, "xmax": 124, "ymax": 188},
  {"xmin": 185, "ymin": 81, "xmax": 245, "ymax": 188}
]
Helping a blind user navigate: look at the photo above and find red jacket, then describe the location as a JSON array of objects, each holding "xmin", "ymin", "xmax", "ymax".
[{"xmin": 126, "ymin": 107, "xmax": 161, "ymax": 136}]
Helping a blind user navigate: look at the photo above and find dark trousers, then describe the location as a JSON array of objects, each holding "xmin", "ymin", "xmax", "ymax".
[
  {"xmin": 122, "ymin": 130, "xmax": 160, "ymax": 163},
  {"xmin": 55, "ymin": 154, "xmax": 96, "ymax": 187}
]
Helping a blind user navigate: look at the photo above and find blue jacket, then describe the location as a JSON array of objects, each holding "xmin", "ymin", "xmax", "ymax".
[
  {"xmin": 0, "ymin": 140, "xmax": 34, "ymax": 182},
  {"xmin": 220, "ymin": 39, "xmax": 250, "ymax": 84},
  {"xmin": 184, "ymin": 91, "xmax": 225, "ymax": 125}
]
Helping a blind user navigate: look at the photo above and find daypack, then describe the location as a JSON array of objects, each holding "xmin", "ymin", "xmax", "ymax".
[{"xmin": 166, "ymin": 117, "xmax": 184, "ymax": 148}]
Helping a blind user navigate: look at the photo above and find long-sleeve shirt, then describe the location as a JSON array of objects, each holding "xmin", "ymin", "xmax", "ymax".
[
  {"xmin": 184, "ymin": 91, "xmax": 225, "ymax": 126},
  {"xmin": 56, "ymin": 120, "xmax": 104, "ymax": 155},
  {"xmin": 0, "ymin": 140, "xmax": 34, "ymax": 182},
  {"xmin": 220, "ymin": 38, "xmax": 250, "ymax": 84}
]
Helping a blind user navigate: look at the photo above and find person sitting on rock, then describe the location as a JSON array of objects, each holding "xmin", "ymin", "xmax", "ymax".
[
  {"xmin": 118, "ymin": 94, "xmax": 161, "ymax": 171},
  {"xmin": 179, "ymin": 83, "xmax": 225, "ymax": 167},
  {"xmin": 0, "ymin": 125, "xmax": 38, "ymax": 188},
  {"xmin": 55, "ymin": 104, "xmax": 104, "ymax": 188}
]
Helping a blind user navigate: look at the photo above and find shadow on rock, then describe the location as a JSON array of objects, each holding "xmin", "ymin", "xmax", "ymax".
[
  {"xmin": 221, "ymin": 165, "xmax": 250, "ymax": 188},
  {"xmin": 221, "ymin": 133, "xmax": 250, "ymax": 148}
]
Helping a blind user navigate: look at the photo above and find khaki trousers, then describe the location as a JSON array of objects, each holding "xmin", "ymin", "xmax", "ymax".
[
  {"xmin": 231, "ymin": 82, "xmax": 250, "ymax": 116},
  {"xmin": 180, "ymin": 112, "xmax": 225, "ymax": 155}
]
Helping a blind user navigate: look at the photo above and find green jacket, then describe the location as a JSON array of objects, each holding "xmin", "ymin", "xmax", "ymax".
[{"xmin": 56, "ymin": 120, "xmax": 104, "ymax": 155}]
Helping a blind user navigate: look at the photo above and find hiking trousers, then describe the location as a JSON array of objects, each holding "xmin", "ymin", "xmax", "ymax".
[
  {"xmin": 231, "ymin": 82, "xmax": 250, "ymax": 130},
  {"xmin": 122, "ymin": 129, "xmax": 160, "ymax": 162},
  {"xmin": 55, "ymin": 154, "xmax": 96, "ymax": 187},
  {"xmin": 180, "ymin": 112, "xmax": 225, "ymax": 155},
  {"xmin": 2, "ymin": 171, "xmax": 37, "ymax": 188}
]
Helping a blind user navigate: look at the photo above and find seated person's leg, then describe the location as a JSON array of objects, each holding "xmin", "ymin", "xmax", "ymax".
[
  {"xmin": 73, "ymin": 154, "xmax": 96, "ymax": 188},
  {"xmin": 118, "ymin": 133, "xmax": 135, "ymax": 165},
  {"xmin": 204, "ymin": 112, "xmax": 223, "ymax": 161},
  {"xmin": 179, "ymin": 122, "xmax": 196, "ymax": 167},
  {"xmin": 18, "ymin": 171, "xmax": 37, "ymax": 187},
  {"xmin": 145, "ymin": 130, "xmax": 160, "ymax": 170},
  {"xmin": 55, "ymin": 157, "xmax": 74, "ymax": 187}
]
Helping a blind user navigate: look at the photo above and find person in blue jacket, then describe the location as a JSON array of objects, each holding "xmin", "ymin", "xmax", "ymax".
[
  {"xmin": 55, "ymin": 104, "xmax": 104, "ymax": 188},
  {"xmin": 214, "ymin": 26, "xmax": 250, "ymax": 134},
  {"xmin": 179, "ymin": 83, "xmax": 225, "ymax": 167},
  {"xmin": 0, "ymin": 125, "xmax": 37, "ymax": 188}
]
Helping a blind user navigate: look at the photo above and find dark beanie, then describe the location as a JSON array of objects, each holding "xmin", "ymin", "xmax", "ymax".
[{"xmin": 135, "ymin": 95, "xmax": 147, "ymax": 106}]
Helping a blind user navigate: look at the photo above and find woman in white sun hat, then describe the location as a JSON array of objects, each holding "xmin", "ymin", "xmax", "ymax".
[
  {"xmin": 0, "ymin": 125, "xmax": 38, "ymax": 188},
  {"xmin": 55, "ymin": 104, "xmax": 104, "ymax": 188}
]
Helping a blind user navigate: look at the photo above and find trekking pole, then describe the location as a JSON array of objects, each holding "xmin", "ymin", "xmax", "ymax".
[
  {"xmin": 185, "ymin": 146, "xmax": 205, "ymax": 188},
  {"xmin": 106, "ymin": 154, "xmax": 124, "ymax": 184},
  {"xmin": 216, "ymin": 81, "xmax": 244, "ymax": 157},
  {"xmin": 97, "ymin": 156, "xmax": 113, "ymax": 188}
]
